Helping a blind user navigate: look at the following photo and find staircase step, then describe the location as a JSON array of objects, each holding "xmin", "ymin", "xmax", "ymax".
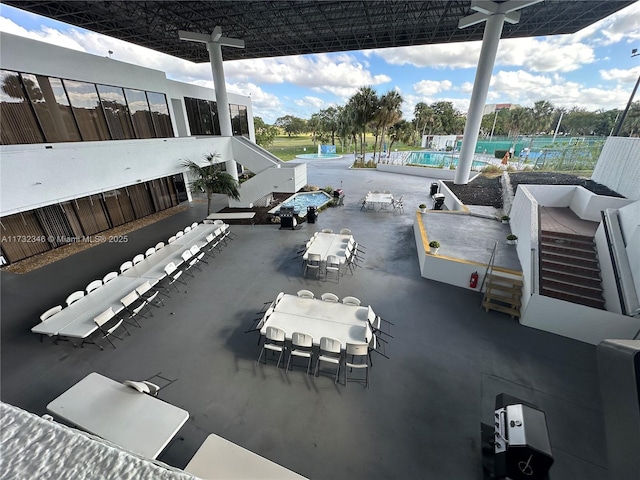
[
  {"xmin": 541, "ymin": 287, "xmax": 605, "ymax": 310},
  {"xmin": 540, "ymin": 251, "xmax": 599, "ymax": 268},
  {"xmin": 540, "ymin": 259, "xmax": 599, "ymax": 276},
  {"xmin": 540, "ymin": 241, "xmax": 596, "ymax": 258},
  {"xmin": 482, "ymin": 300, "xmax": 521, "ymax": 318},
  {"xmin": 540, "ymin": 267, "xmax": 602, "ymax": 287},
  {"xmin": 484, "ymin": 292, "xmax": 522, "ymax": 307},
  {"xmin": 486, "ymin": 282, "xmax": 522, "ymax": 296},
  {"xmin": 540, "ymin": 230, "xmax": 595, "ymax": 244},
  {"xmin": 487, "ymin": 273, "xmax": 523, "ymax": 287},
  {"xmin": 542, "ymin": 278, "xmax": 603, "ymax": 296}
]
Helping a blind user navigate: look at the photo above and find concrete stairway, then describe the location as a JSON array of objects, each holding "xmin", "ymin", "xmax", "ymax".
[
  {"xmin": 482, "ymin": 272, "xmax": 523, "ymax": 319},
  {"xmin": 539, "ymin": 230, "xmax": 605, "ymax": 309}
]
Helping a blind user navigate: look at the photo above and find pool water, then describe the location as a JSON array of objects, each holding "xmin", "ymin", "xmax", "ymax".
[
  {"xmin": 407, "ymin": 151, "xmax": 487, "ymax": 169},
  {"xmin": 268, "ymin": 191, "xmax": 333, "ymax": 215}
]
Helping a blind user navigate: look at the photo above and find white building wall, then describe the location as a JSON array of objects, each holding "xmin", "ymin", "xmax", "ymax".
[
  {"xmin": 510, "ymin": 187, "xmax": 539, "ymax": 308},
  {"xmin": 592, "ymin": 137, "xmax": 640, "ymax": 201}
]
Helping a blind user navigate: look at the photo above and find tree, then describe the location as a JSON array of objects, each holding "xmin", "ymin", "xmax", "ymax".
[
  {"xmin": 346, "ymin": 86, "xmax": 379, "ymax": 156},
  {"xmin": 375, "ymin": 90, "xmax": 403, "ymax": 162},
  {"xmin": 530, "ymin": 100, "xmax": 555, "ymax": 134},
  {"xmin": 430, "ymin": 101, "xmax": 463, "ymax": 134},
  {"xmin": 505, "ymin": 107, "xmax": 530, "ymax": 140},
  {"xmin": 253, "ymin": 116, "xmax": 277, "ymax": 147},
  {"xmin": 181, "ymin": 152, "xmax": 240, "ymax": 215},
  {"xmin": 274, "ymin": 115, "xmax": 307, "ymax": 136},
  {"xmin": 387, "ymin": 119, "xmax": 413, "ymax": 155}
]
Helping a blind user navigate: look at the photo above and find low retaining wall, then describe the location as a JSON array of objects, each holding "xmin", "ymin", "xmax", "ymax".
[{"xmin": 376, "ymin": 163, "xmax": 458, "ymax": 180}]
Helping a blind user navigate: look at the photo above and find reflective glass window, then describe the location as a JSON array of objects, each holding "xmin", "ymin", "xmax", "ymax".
[
  {"xmin": 0, "ymin": 70, "xmax": 44, "ymax": 144},
  {"xmin": 147, "ymin": 91, "xmax": 173, "ymax": 138},
  {"xmin": 64, "ymin": 79, "xmax": 110, "ymax": 141},
  {"xmin": 124, "ymin": 88, "xmax": 154, "ymax": 138},
  {"xmin": 97, "ymin": 84, "xmax": 135, "ymax": 140}
]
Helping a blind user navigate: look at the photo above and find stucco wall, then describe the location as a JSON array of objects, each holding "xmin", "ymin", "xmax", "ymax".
[{"xmin": 592, "ymin": 137, "xmax": 640, "ymax": 201}]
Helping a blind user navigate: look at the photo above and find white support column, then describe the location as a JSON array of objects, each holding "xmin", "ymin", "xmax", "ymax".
[
  {"xmin": 179, "ymin": 28, "xmax": 245, "ymax": 182},
  {"xmin": 454, "ymin": 13, "xmax": 505, "ymax": 184},
  {"xmin": 454, "ymin": 0, "xmax": 543, "ymax": 185}
]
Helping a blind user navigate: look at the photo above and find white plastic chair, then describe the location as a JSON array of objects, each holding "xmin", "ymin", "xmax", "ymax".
[
  {"xmin": 102, "ymin": 271, "xmax": 118, "ymax": 283},
  {"xmin": 136, "ymin": 280, "xmax": 164, "ymax": 309},
  {"xmin": 38, "ymin": 305, "xmax": 62, "ymax": 342},
  {"xmin": 164, "ymin": 262, "xmax": 186, "ymax": 292},
  {"xmin": 325, "ymin": 255, "xmax": 340, "ymax": 283},
  {"xmin": 183, "ymin": 226, "xmax": 192, "ymax": 233},
  {"xmin": 93, "ymin": 307, "xmax": 128, "ymax": 349},
  {"xmin": 167, "ymin": 235, "xmax": 177, "ymax": 244},
  {"xmin": 120, "ymin": 290, "xmax": 148, "ymax": 327},
  {"xmin": 340, "ymin": 228, "xmax": 352, "ymax": 235},
  {"xmin": 175, "ymin": 230, "xmax": 184, "ymax": 238},
  {"xmin": 181, "ymin": 250, "xmax": 196, "ymax": 277},
  {"xmin": 123, "ymin": 380, "xmax": 160, "ymax": 396},
  {"xmin": 120, "ymin": 261, "xmax": 133, "ymax": 273},
  {"xmin": 65, "ymin": 290, "xmax": 85, "ymax": 306},
  {"xmin": 85, "ymin": 279, "xmax": 103, "ymax": 294},
  {"xmin": 257, "ymin": 326, "xmax": 286, "ymax": 368},
  {"xmin": 297, "ymin": 290, "xmax": 314, "ymax": 299},
  {"xmin": 342, "ymin": 296, "xmax": 361, "ymax": 306},
  {"xmin": 315, "ymin": 337, "xmax": 342, "ymax": 383},
  {"xmin": 155, "ymin": 241, "xmax": 165, "ymax": 250},
  {"xmin": 145, "ymin": 247, "xmax": 156, "ymax": 257},
  {"xmin": 303, "ymin": 253, "xmax": 321, "ymax": 279},
  {"xmin": 321, "ymin": 292, "xmax": 339, "ymax": 303},
  {"xmin": 191, "ymin": 222, "xmax": 198, "ymax": 229},
  {"xmin": 345, "ymin": 343, "xmax": 370, "ymax": 387},
  {"xmin": 321, "ymin": 228, "xmax": 333, "ymax": 233},
  {"xmin": 190, "ymin": 244, "xmax": 207, "ymax": 266},
  {"xmin": 132, "ymin": 254, "xmax": 145, "ymax": 265},
  {"xmin": 286, "ymin": 332, "xmax": 314, "ymax": 375}
]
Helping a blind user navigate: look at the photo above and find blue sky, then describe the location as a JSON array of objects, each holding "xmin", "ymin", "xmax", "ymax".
[{"xmin": 1, "ymin": 2, "xmax": 639, "ymax": 124}]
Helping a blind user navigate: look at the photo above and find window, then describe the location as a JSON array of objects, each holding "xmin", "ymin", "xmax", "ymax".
[
  {"xmin": 184, "ymin": 96, "xmax": 221, "ymax": 135},
  {"xmin": 21, "ymin": 74, "xmax": 82, "ymax": 143},
  {"xmin": 147, "ymin": 92, "xmax": 174, "ymax": 138},
  {"xmin": 64, "ymin": 79, "xmax": 111, "ymax": 141},
  {"xmin": 97, "ymin": 84, "xmax": 135, "ymax": 140},
  {"xmin": 124, "ymin": 88, "xmax": 155, "ymax": 138},
  {"xmin": 0, "ymin": 70, "xmax": 45, "ymax": 144}
]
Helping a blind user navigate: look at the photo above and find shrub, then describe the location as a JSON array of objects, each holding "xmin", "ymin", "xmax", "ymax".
[
  {"xmin": 482, "ymin": 164, "xmax": 502, "ymax": 174},
  {"xmin": 507, "ymin": 234, "xmax": 518, "ymax": 240},
  {"xmin": 429, "ymin": 240, "xmax": 440, "ymax": 248},
  {"xmin": 501, "ymin": 215, "xmax": 510, "ymax": 221},
  {"xmin": 322, "ymin": 186, "xmax": 334, "ymax": 194},
  {"xmin": 419, "ymin": 204, "xmax": 427, "ymax": 209}
]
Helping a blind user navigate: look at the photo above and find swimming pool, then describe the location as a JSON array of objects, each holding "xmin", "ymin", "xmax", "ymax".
[
  {"xmin": 268, "ymin": 191, "xmax": 333, "ymax": 215},
  {"xmin": 406, "ymin": 151, "xmax": 487, "ymax": 169},
  {"xmin": 295, "ymin": 153, "xmax": 343, "ymax": 159}
]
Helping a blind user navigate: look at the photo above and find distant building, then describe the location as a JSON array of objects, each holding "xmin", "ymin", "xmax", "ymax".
[{"xmin": 483, "ymin": 103, "xmax": 520, "ymax": 116}]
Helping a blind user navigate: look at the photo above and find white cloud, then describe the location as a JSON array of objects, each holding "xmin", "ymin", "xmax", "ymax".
[
  {"xmin": 371, "ymin": 43, "xmax": 481, "ymax": 69},
  {"xmin": 413, "ymin": 79, "xmax": 452, "ymax": 96},
  {"xmin": 600, "ymin": 66, "xmax": 640, "ymax": 83},
  {"xmin": 0, "ymin": 17, "xmax": 87, "ymax": 52},
  {"xmin": 489, "ymin": 69, "xmax": 630, "ymax": 111},
  {"xmin": 294, "ymin": 96, "xmax": 325, "ymax": 108}
]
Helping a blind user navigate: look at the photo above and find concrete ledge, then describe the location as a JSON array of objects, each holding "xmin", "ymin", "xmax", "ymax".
[{"xmin": 376, "ymin": 163, "xmax": 458, "ymax": 180}]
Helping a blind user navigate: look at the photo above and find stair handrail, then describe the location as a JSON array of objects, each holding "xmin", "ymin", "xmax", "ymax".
[{"xmin": 480, "ymin": 241, "xmax": 498, "ymax": 296}]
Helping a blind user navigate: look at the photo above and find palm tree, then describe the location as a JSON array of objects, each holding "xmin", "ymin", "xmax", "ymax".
[
  {"xmin": 377, "ymin": 90, "xmax": 403, "ymax": 162},
  {"xmin": 181, "ymin": 152, "xmax": 240, "ymax": 215}
]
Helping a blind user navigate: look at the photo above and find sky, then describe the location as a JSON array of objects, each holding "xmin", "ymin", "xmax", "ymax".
[{"xmin": 1, "ymin": 2, "xmax": 639, "ymax": 124}]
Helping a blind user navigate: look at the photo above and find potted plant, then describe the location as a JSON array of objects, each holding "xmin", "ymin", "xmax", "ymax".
[
  {"xmin": 506, "ymin": 234, "xmax": 518, "ymax": 245},
  {"xmin": 501, "ymin": 215, "xmax": 510, "ymax": 224},
  {"xmin": 429, "ymin": 240, "xmax": 440, "ymax": 254},
  {"xmin": 419, "ymin": 203, "xmax": 427, "ymax": 213}
]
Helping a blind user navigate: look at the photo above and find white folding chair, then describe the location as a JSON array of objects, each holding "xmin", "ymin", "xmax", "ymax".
[
  {"xmin": 164, "ymin": 262, "xmax": 186, "ymax": 292},
  {"xmin": 315, "ymin": 337, "xmax": 342, "ymax": 383},
  {"xmin": 145, "ymin": 247, "xmax": 156, "ymax": 257},
  {"xmin": 38, "ymin": 305, "xmax": 62, "ymax": 343},
  {"xmin": 136, "ymin": 280, "xmax": 164, "ymax": 309},
  {"xmin": 191, "ymin": 222, "xmax": 198, "ymax": 229},
  {"xmin": 286, "ymin": 332, "xmax": 314, "ymax": 375},
  {"xmin": 345, "ymin": 343, "xmax": 370, "ymax": 387},
  {"xmin": 321, "ymin": 292, "xmax": 339, "ymax": 303},
  {"xmin": 325, "ymin": 255, "xmax": 340, "ymax": 283},
  {"xmin": 183, "ymin": 226, "xmax": 192, "ymax": 233},
  {"xmin": 123, "ymin": 380, "xmax": 160, "ymax": 396},
  {"xmin": 342, "ymin": 296, "xmax": 361, "ymax": 306},
  {"xmin": 190, "ymin": 244, "xmax": 207, "ymax": 266},
  {"xmin": 339, "ymin": 228, "xmax": 352, "ymax": 235},
  {"xmin": 93, "ymin": 307, "xmax": 128, "ymax": 350},
  {"xmin": 120, "ymin": 261, "xmax": 133, "ymax": 273},
  {"xmin": 102, "ymin": 271, "xmax": 118, "ymax": 283},
  {"xmin": 303, "ymin": 253, "xmax": 322, "ymax": 279},
  {"xmin": 65, "ymin": 290, "xmax": 85, "ymax": 306},
  {"xmin": 297, "ymin": 289, "xmax": 314, "ymax": 299},
  {"xmin": 321, "ymin": 228, "xmax": 333, "ymax": 233},
  {"xmin": 155, "ymin": 241, "xmax": 165, "ymax": 250},
  {"xmin": 132, "ymin": 253, "xmax": 145, "ymax": 265},
  {"xmin": 167, "ymin": 235, "xmax": 177, "ymax": 244},
  {"xmin": 85, "ymin": 279, "xmax": 103, "ymax": 294},
  {"xmin": 175, "ymin": 230, "xmax": 184, "ymax": 238},
  {"xmin": 120, "ymin": 290, "xmax": 148, "ymax": 327},
  {"xmin": 257, "ymin": 326, "xmax": 286, "ymax": 368},
  {"xmin": 181, "ymin": 250, "xmax": 197, "ymax": 276}
]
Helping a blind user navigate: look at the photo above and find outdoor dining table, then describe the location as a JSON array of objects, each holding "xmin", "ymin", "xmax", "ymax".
[
  {"xmin": 363, "ymin": 192, "xmax": 393, "ymax": 210},
  {"xmin": 261, "ymin": 294, "xmax": 371, "ymax": 346},
  {"xmin": 302, "ymin": 232, "xmax": 351, "ymax": 265},
  {"xmin": 32, "ymin": 276, "xmax": 148, "ymax": 340},
  {"xmin": 47, "ymin": 372, "xmax": 189, "ymax": 459}
]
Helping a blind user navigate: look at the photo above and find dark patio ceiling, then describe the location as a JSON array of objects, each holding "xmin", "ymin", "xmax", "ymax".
[{"xmin": 3, "ymin": 1, "xmax": 634, "ymax": 62}]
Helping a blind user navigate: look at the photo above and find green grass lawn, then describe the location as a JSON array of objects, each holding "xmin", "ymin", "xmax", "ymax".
[{"xmin": 265, "ymin": 134, "xmax": 418, "ymax": 161}]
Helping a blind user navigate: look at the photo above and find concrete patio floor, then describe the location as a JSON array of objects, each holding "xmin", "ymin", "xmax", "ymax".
[{"xmin": 1, "ymin": 155, "xmax": 606, "ymax": 479}]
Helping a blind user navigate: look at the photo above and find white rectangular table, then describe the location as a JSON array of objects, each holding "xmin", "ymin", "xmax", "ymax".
[
  {"xmin": 47, "ymin": 372, "xmax": 189, "ymax": 459},
  {"xmin": 206, "ymin": 212, "xmax": 255, "ymax": 220},
  {"xmin": 32, "ymin": 276, "xmax": 147, "ymax": 339},
  {"xmin": 302, "ymin": 233, "xmax": 351, "ymax": 265},
  {"xmin": 171, "ymin": 223, "xmax": 218, "ymax": 246},
  {"xmin": 120, "ymin": 244, "xmax": 184, "ymax": 282},
  {"xmin": 364, "ymin": 192, "xmax": 393, "ymax": 210},
  {"xmin": 261, "ymin": 294, "xmax": 371, "ymax": 346},
  {"xmin": 184, "ymin": 433, "xmax": 307, "ymax": 480}
]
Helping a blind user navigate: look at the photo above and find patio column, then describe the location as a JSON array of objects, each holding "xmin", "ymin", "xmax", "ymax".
[
  {"xmin": 454, "ymin": 0, "xmax": 543, "ymax": 185},
  {"xmin": 179, "ymin": 27, "xmax": 245, "ymax": 181}
]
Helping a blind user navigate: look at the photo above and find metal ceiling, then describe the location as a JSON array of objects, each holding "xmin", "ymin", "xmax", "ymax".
[{"xmin": 3, "ymin": 1, "xmax": 635, "ymax": 62}]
